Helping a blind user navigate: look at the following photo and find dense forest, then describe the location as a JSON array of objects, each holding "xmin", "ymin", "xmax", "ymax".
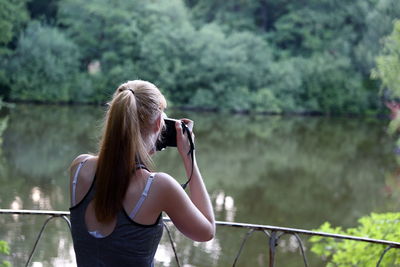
[{"xmin": 0, "ymin": 0, "xmax": 399, "ymax": 114}]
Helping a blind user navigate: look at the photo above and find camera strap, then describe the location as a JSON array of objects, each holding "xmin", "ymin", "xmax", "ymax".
[{"xmin": 181, "ymin": 124, "xmax": 195, "ymax": 190}]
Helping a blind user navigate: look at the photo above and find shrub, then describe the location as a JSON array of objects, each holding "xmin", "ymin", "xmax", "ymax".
[{"xmin": 310, "ymin": 213, "xmax": 400, "ymax": 266}]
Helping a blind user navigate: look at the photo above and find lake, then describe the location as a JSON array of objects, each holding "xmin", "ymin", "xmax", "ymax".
[{"xmin": 0, "ymin": 104, "xmax": 398, "ymax": 266}]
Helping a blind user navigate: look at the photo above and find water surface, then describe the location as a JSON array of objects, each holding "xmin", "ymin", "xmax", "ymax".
[{"xmin": 0, "ymin": 104, "xmax": 398, "ymax": 266}]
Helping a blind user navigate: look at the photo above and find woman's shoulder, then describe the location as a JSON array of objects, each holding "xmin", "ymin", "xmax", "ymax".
[
  {"xmin": 153, "ymin": 172, "xmax": 181, "ymax": 188},
  {"xmin": 151, "ymin": 172, "xmax": 188, "ymax": 203},
  {"xmin": 151, "ymin": 172, "xmax": 185, "ymax": 197},
  {"xmin": 69, "ymin": 154, "xmax": 97, "ymax": 180},
  {"xmin": 70, "ymin": 154, "xmax": 96, "ymax": 169}
]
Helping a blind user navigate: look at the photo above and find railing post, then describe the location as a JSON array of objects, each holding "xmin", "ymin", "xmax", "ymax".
[
  {"xmin": 26, "ymin": 216, "xmax": 56, "ymax": 267},
  {"xmin": 293, "ymin": 233, "xmax": 308, "ymax": 267},
  {"xmin": 376, "ymin": 245, "xmax": 393, "ymax": 267},
  {"xmin": 163, "ymin": 222, "xmax": 181, "ymax": 267},
  {"xmin": 232, "ymin": 228, "xmax": 255, "ymax": 267},
  {"xmin": 25, "ymin": 214, "xmax": 71, "ymax": 267},
  {"xmin": 269, "ymin": 231, "xmax": 278, "ymax": 267}
]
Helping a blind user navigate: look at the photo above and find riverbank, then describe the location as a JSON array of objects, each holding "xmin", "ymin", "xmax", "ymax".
[{"xmin": 0, "ymin": 100, "xmax": 388, "ymax": 118}]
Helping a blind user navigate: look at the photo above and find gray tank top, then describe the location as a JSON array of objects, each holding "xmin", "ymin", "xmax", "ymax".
[{"xmin": 70, "ymin": 161, "xmax": 163, "ymax": 267}]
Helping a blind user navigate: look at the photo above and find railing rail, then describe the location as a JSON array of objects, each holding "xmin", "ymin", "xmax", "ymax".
[{"xmin": 1, "ymin": 209, "xmax": 399, "ymax": 267}]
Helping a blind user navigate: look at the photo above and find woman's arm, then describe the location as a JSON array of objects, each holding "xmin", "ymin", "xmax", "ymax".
[
  {"xmin": 159, "ymin": 172, "xmax": 215, "ymax": 242},
  {"xmin": 159, "ymin": 119, "xmax": 215, "ymax": 242}
]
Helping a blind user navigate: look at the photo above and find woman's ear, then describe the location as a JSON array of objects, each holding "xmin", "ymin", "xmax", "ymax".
[{"xmin": 154, "ymin": 113, "xmax": 162, "ymax": 133}]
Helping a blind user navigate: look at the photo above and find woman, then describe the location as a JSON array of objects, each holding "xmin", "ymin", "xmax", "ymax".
[{"xmin": 69, "ymin": 80, "xmax": 215, "ymax": 266}]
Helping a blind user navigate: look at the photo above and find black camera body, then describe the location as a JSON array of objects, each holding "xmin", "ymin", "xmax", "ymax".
[
  {"xmin": 156, "ymin": 117, "xmax": 195, "ymax": 189},
  {"xmin": 156, "ymin": 118, "xmax": 187, "ymax": 151}
]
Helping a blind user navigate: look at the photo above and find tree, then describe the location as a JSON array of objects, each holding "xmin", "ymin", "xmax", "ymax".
[
  {"xmin": 0, "ymin": 0, "xmax": 29, "ymax": 51},
  {"xmin": 58, "ymin": 0, "xmax": 144, "ymax": 67},
  {"xmin": 372, "ymin": 19, "xmax": 400, "ymax": 97},
  {"xmin": 8, "ymin": 21, "xmax": 82, "ymax": 102},
  {"xmin": 372, "ymin": 19, "xmax": 400, "ymax": 162},
  {"xmin": 0, "ymin": 0, "xmax": 29, "ymax": 98},
  {"xmin": 355, "ymin": 0, "xmax": 400, "ymax": 76}
]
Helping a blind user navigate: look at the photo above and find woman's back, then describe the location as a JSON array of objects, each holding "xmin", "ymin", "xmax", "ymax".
[{"xmin": 70, "ymin": 156, "xmax": 163, "ymax": 267}]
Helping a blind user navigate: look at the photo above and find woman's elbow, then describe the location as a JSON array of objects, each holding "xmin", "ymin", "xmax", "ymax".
[
  {"xmin": 195, "ymin": 224, "xmax": 215, "ymax": 242},
  {"xmin": 205, "ymin": 228, "xmax": 216, "ymax": 242}
]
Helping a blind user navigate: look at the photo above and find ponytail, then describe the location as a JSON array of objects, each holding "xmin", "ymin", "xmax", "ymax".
[{"xmin": 94, "ymin": 80, "xmax": 166, "ymax": 222}]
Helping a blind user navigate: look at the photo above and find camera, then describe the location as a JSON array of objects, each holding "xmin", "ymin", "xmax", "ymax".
[
  {"xmin": 155, "ymin": 118, "xmax": 187, "ymax": 151},
  {"xmin": 156, "ymin": 116, "xmax": 195, "ymax": 188}
]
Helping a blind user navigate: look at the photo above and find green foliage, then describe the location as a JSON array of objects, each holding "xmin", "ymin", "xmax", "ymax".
[
  {"xmin": 184, "ymin": 0, "xmax": 392, "ymax": 113},
  {"xmin": 57, "ymin": 0, "xmax": 281, "ymax": 111},
  {"xmin": 58, "ymin": 0, "xmax": 144, "ymax": 65},
  {"xmin": 0, "ymin": 240, "xmax": 10, "ymax": 267},
  {"xmin": 27, "ymin": 0, "xmax": 59, "ymax": 22},
  {"xmin": 140, "ymin": 23, "xmax": 277, "ymax": 111},
  {"xmin": 372, "ymin": 20, "xmax": 400, "ymax": 97},
  {"xmin": 8, "ymin": 21, "xmax": 82, "ymax": 102},
  {"xmin": 0, "ymin": 0, "xmax": 398, "ymax": 112},
  {"xmin": 298, "ymin": 53, "xmax": 367, "ymax": 114},
  {"xmin": 57, "ymin": 0, "xmax": 178, "ymax": 100},
  {"xmin": 356, "ymin": 0, "xmax": 400, "ymax": 75},
  {"xmin": 0, "ymin": 0, "xmax": 29, "ymax": 49},
  {"xmin": 310, "ymin": 213, "xmax": 400, "ymax": 266},
  {"xmin": 184, "ymin": 0, "xmax": 260, "ymax": 32},
  {"xmin": 0, "ymin": 0, "xmax": 29, "ymax": 98},
  {"xmin": 185, "ymin": 0, "xmax": 287, "ymax": 32}
]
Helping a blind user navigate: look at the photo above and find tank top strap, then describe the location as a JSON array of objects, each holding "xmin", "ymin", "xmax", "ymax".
[
  {"xmin": 71, "ymin": 157, "xmax": 91, "ymax": 206},
  {"xmin": 129, "ymin": 173, "xmax": 156, "ymax": 219}
]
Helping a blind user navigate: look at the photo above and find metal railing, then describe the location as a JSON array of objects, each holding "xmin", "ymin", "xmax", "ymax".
[{"xmin": 1, "ymin": 209, "xmax": 400, "ymax": 267}]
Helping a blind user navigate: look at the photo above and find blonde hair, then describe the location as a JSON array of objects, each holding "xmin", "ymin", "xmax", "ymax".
[{"xmin": 94, "ymin": 80, "xmax": 167, "ymax": 222}]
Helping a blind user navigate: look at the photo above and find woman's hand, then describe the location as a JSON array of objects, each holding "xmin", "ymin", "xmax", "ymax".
[{"xmin": 175, "ymin": 118, "xmax": 194, "ymax": 161}]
